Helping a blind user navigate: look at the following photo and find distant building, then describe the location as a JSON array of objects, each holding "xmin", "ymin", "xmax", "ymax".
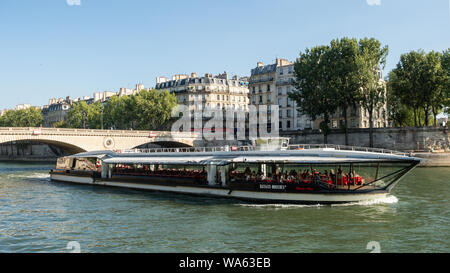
[
  {"xmin": 15, "ymin": 104, "xmax": 32, "ymax": 110},
  {"xmin": 0, "ymin": 109, "xmax": 6, "ymax": 117},
  {"xmin": 118, "ymin": 83, "xmax": 146, "ymax": 97},
  {"xmin": 438, "ymin": 116, "xmax": 448, "ymax": 127},
  {"xmin": 249, "ymin": 58, "xmax": 314, "ymax": 132},
  {"xmin": 94, "ymin": 91, "xmax": 118, "ymax": 103},
  {"xmin": 155, "ymin": 72, "xmax": 249, "ymax": 114},
  {"xmin": 42, "ymin": 97, "xmax": 73, "ymax": 127}
]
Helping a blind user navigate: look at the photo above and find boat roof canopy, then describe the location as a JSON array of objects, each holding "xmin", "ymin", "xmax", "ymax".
[{"xmin": 99, "ymin": 149, "xmax": 422, "ymax": 166}]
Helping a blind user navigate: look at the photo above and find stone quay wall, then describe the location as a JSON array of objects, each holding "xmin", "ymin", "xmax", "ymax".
[{"xmin": 281, "ymin": 126, "xmax": 450, "ymax": 152}]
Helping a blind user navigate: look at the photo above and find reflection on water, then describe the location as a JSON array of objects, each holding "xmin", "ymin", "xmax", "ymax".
[{"xmin": 0, "ymin": 161, "xmax": 448, "ymax": 253}]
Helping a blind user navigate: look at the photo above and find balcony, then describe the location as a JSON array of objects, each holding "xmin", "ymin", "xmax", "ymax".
[
  {"xmin": 249, "ymin": 77, "xmax": 274, "ymax": 84},
  {"xmin": 276, "ymin": 78, "xmax": 294, "ymax": 86}
]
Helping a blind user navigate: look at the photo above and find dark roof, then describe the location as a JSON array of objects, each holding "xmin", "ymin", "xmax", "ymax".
[{"xmin": 251, "ymin": 64, "xmax": 277, "ymax": 76}]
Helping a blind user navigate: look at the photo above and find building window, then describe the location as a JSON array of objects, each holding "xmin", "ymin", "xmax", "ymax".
[
  {"xmin": 267, "ymin": 85, "xmax": 270, "ymax": 92},
  {"xmin": 279, "ymin": 68, "xmax": 284, "ymax": 75},
  {"xmin": 278, "ymin": 87, "xmax": 282, "ymax": 95},
  {"xmin": 287, "ymin": 120, "xmax": 291, "ymax": 128},
  {"xmin": 278, "ymin": 98, "xmax": 284, "ymax": 107},
  {"xmin": 279, "ymin": 121, "xmax": 283, "ymax": 129},
  {"xmin": 287, "ymin": 109, "xmax": 291, "ymax": 118},
  {"xmin": 259, "ymin": 96, "xmax": 263, "ymax": 103},
  {"xmin": 332, "ymin": 120, "xmax": 338, "ymax": 128},
  {"xmin": 267, "ymin": 94, "xmax": 271, "ymax": 103}
]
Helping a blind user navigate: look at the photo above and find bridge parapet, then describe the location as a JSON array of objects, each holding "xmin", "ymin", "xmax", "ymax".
[
  {"xmin": 0, "ymin": 127, "xmax": 200, "ymax": 153},
  {"xmin": 0, "ymin": 127, "xmax": 198, "ymax": 138}
]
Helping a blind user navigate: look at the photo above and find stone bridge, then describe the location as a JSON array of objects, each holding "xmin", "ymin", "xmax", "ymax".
[{"xmin": 0, "ymin": 127, "xmax": 200, "ymax": 154}]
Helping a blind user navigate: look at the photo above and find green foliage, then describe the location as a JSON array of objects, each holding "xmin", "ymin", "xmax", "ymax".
[
  {"xmin": 103, "ymin": 95, "xmax": 133, "ymax": 130},
  {"xmin": 0, "ymin": 107, "xmax": 43, "ymax": 127},
  {"xmin": 289, "ymin": 45, "xmax": 338, "ymax": 143},
  {"xmin": 53, "ymin": 120, "xmax": 68, "ymax": 128},
  {"xmin": 388, "ymin": 49, "xmax": 448, "ymax": 126},
  {"xmin": 441, "ymin": 49, "xmax": 450, "ymax": 112},
  {"xmin": 65, "ymin": 101, "xmax": 102, "ymax": 129},
  {"xmin": 357, "ymin": 38, "xmax": 389, "ymax": 146},
  {"xmin": 129, "ymin": 90, "xmax": 178, "ymax": 130},
  {"xmin": 66, "ymin": 89, "xmax": 178, "ymax": 130},
  {"xmin": 289, "ymin": 37, "xmax": 388, "ymax": 144}
]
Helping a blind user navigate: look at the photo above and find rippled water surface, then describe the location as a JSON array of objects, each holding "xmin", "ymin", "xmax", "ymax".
[{"xmin": 0, "ymin": 162, "xmax": 448, "ymax": 253}]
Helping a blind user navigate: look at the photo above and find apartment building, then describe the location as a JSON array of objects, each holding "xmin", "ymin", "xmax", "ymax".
[
  {"xmin": 155, "ymin": 72, "xmax": 249, "ymax": 114},
  {"xmin": 249, "ymin": 58, "xmax": 314, "ymax": 133}
]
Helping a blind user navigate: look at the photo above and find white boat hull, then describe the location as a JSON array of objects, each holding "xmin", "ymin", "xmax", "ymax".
[{"xmin": 51, "ymin": 173, "xmax": 388, "ymax": 204}]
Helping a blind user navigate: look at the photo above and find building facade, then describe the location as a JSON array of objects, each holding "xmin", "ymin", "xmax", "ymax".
[
  {"xmin": 250, "ymin": 58, "xmax": 390, "ymax": 133},
  {"xmin": 155, "ymin": 72, "xmax": 249, "ymax": 114},
  {"xmin": 249, "ymin": 58, "xmax": 314, "ymax": 133},
  {"xmin": 42, "ymin": 97, "xmax": 73, "ymax": 127}
]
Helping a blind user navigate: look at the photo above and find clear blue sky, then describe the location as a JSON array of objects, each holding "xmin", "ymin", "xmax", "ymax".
[{"xmin": 0, "ymin": 0, "xmax": 449, "ymax": 110}]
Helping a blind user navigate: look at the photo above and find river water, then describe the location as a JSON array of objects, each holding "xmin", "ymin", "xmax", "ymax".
[{"xmin": 0, "ymin": 162, "xmax": 448, "ymax": 253}]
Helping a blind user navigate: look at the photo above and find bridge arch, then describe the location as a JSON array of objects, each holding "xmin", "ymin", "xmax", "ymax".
[{"xmin": 0, "ymin": 139, "xmax": 86, "ymax": 155}]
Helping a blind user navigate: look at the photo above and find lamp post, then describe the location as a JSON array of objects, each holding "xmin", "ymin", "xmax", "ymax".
[{"xmin": 101, "ymin": 107, "xmax": 104, "ymax": 130}]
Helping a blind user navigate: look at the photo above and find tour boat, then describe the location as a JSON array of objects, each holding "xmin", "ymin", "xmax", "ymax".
[{"xmin": 50, "ymin": 140, "xmax": 423, "ymax": 204}]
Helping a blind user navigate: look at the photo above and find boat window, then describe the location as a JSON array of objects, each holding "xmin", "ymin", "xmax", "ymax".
[
  {"xmin": 70, "ymin": 157, "xmax": 100, "ymax": 172},
  {"xmin": 56, "ymin": 157, "xmax": 73, "ymax": 170},
  {"xmin": 111, "ymin": 164, "xmax": 208, "ymax": 184},
  {"xmin": 229, "ymin": 162, "xmax": 415, "ymax": 191}
]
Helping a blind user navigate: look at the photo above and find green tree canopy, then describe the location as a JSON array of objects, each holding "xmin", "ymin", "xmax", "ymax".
[
  {"xmin": 65, "ymin": 89, "xmax": 178, "ymax": 130},
  {"xmin": 357, "ymin": 38, "xmax": 389, "ymax": 147},
  {"xmin": 0, "ymin": 107, "xmax": 43, "ymax": 127},
  {"xmin": 289, "ymin": 37, "xmax": 389, "ymax": 145},
  {"xmin": 289, "ymin": 45, "xmax": 338, "ymax": 143},
  {"xmin": 388, "ymin": 50, "xmax": 448, "ymax": 126},
  {"xmin": 65, "ymin": 101, "xmax": 102, "ymax": 129},
  {"xmin": 128, "ymin": 90, "xmax": 178, "ymax": 130}
]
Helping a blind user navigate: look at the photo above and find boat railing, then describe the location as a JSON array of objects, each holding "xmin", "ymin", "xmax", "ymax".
[
  {"xmin": 120, "ymin": 146, "xmax": 255, "ymax": 154},
  {"xmin": 119, "ymin": 144, "xmax": 410, "ymax": 156},
  {"xmin": 287, "ymin": 144, "xmax": 410, "ymax": 156}
]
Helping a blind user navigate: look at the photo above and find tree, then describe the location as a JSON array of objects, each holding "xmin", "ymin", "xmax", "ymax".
[
  {"xmin": 389, "ymin": 51, "xmax": 426, "ymax": 127},
  {"xmin": 327, "ymin": 38, "xmax": 362, "ymax": 145},
  {"xmin": 441, "ymin": 49, "xmax": 450, "ymax": 114},
  {"xmin": 357, "ymin": 38, "xmax": 389, "ymax": 147},
  {"xmin": 289, "ymin": 45, "xmax": 339, "ymax": 144},
  {"xmin": 103, "ymin": 95, "xmax": 133, "ymax": 130},
  {"xmin": 129, "ymin": 90, "xmax": 178, "ymax": 130},
  {"xmin": 65, "ymin": 101, "xmax": 102, "ymax": 129},
  {"xmin": 389, "ymin": 50, "xmax": 448, "ymax": 127},
  {"xmin": 0, "ymin": 108, "xmax": 43, "ymax": 127},
  {"xmin": 422, "ymin": 51, "xmax": 447, "ymax": 126}
]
